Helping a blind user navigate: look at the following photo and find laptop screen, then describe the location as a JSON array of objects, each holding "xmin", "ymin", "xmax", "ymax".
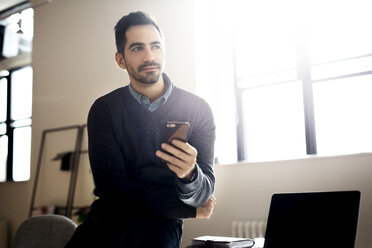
[{"xmin": 263, "ymin": 191, "xmax": 360, "ymax": 248}]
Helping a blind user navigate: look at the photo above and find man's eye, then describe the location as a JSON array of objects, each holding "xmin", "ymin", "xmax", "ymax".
[
  {"xmin": 133, "ymin": 47, "xmax": 143, "ymax": 52},
  {"xmin": 152, "ymin": 45, "xmax": 161, "ymax": 49}
]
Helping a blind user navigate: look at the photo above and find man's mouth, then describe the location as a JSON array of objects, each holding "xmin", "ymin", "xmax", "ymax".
[
  {"xmin": 138, "ymin": 63, "xmax": 160, "ymax": 72},
  {"xmin": 141, "ymin": 66, "xmax": 158, "ymax": 71}
]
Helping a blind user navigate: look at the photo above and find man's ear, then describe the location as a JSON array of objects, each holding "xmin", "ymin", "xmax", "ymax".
[{"xmin": 115, "ymin": 52, "xmax": 127, "ymax": 69}]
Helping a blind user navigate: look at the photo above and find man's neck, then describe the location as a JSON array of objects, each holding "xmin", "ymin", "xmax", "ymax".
[{"xmin": 130, "ymin": 76, "xmax": 166, "ymax": 102}]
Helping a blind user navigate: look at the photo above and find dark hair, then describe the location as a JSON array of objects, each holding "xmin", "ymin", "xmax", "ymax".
[{"xmin": 114, "ymin": 11, "xmax": 162, "ymax": 53}]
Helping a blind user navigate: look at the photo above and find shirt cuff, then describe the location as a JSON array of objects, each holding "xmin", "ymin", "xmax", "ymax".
[
  {"xmin": 175, "ymin": 164, "xmax": 202, "ymax": 195},
  {"xmin": 179, "ymin": 167, "xmax": 197, "ymax": 183}
]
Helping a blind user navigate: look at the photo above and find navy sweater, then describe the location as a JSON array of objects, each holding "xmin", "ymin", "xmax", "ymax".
[{"xmin": 87, "ymin": 77, "xmax": 215, "ymax": 220}]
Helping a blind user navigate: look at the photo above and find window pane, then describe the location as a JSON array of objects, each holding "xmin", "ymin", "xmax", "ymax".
[
  {"xmin": 308, "ymin": 1, "xmax": 372, "ymax": 64},
  {"xmin": 0, "ymin": 135, "xmax": 8, "ymax": 182},
  {"xmin": 242, "ymin": 81, "xmax": 306, "ymax": 161},
  {"xmin": 12, "ymin": 126, "xmax": 31, "ymax": 181},
  {"xmin": 0, "ymin": 78, "xmax": 7, "ymax": 122},
  {"xmin": 313, "ymin": 75, "xmax": 372, "ymax": 155},
  {"xmin": 234, "ymin": 2, "xmax": 297, "ymax": 80},
  {"xmin": 20, "ymin": 8, "xmax": 34, "ymax": 40},
  {"xmin": 0, "ymin": 25, "xmax": 19, "ymax": 58},
  {"xmin": 0, "ymin": 123, "xmax": 6, "ymax": 135},
  {"xmin": 11, "ymin": 66, "xmax": 33, "ymax": 120},
  {"xmin": 0, "ymin": 71, "xmax": 10, "ymax": 77}
]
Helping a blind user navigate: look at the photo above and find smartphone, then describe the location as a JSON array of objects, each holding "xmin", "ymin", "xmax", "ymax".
[{"xmin": 163, "ymin": 121, "xmax": 190, "ymax": 144}]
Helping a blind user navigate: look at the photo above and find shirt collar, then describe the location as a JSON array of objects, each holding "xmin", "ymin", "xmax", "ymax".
[
  {"xmin": 128, "ymin": 73, "xmax": 173, "ymax": 109},
  {"xmin": 128, "ymin": 82, "xmax": 144, "ymax": 103}
]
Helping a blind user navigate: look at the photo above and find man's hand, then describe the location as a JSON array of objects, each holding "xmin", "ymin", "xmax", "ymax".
[
  {"xmin": 155, "ymin": 139, "xmax": 197, "ymax": 180},
  {"xmin": 196, "ymin": 195, "xmax": 216, "ymax": 219}
]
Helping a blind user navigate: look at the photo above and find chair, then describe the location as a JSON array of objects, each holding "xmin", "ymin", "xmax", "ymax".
[{"xmin": 13, "ymin": 214, "xmax": 77, "ymax": 248}]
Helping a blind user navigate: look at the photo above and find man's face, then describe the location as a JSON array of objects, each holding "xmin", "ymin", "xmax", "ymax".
[{"xmin": 121, "ymin": 25, "xmax": 164, "ymax": 85}]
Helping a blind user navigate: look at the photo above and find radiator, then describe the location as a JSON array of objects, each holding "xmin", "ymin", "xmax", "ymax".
[{"xmin": 231, "ymin": 220, "xmax": 267, "ymax": 239}]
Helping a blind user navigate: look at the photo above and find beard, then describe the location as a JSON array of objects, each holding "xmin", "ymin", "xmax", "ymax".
[{"xmin": 127, "ymin": 61, "xmax": 162, "ymax": 85}]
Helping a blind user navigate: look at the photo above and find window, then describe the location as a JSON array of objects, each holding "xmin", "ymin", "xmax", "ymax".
[
  {"xmin": 0, "ymin": 67, "xmax": 33, "ymax": 182},
  {"xmin": 0, "ymin": 7, "xmax": 33, "ymax": 182},
  {"xmin": 195, "ymin": 0, "xmax": 372, "ymax": 163},
  {"xmin": 0, "ymin": 8, "xmax": 33, "ymax": 58}
]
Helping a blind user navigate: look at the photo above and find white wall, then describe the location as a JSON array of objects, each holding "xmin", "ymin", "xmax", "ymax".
[{"xmin": 183, "ymin": 153, "xmax": 372, "ymax": 248}]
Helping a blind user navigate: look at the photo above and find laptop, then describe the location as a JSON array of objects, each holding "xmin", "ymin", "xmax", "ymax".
[{"xmin": 263, "ymin": 191, "xmax": 361, "ymax": 248}]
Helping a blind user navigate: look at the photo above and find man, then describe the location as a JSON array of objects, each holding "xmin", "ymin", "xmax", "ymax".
[{"xmin": 65, "ymin": 11, "xmax": 216, "ymax": 248}]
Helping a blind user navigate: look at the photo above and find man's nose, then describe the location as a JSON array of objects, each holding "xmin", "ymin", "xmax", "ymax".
[{"xmin": 143, "ymin": 47, "xmax": 155, "ymax": 62}]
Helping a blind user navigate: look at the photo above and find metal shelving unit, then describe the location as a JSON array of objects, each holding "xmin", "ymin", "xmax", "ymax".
[{"xmin": 28, "ymin": 124, "xmax": 87, "ymax": 218}]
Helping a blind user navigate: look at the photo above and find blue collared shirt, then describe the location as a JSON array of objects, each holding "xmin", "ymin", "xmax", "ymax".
[{"xmin": 128, "ymin": 76, "xmax": 173, "ymax": 112}]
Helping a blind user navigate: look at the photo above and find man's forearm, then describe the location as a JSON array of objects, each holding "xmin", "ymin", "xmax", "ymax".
[{"xmin": 175, "ymin": 164, "xmax": 214, "ymax": 207}]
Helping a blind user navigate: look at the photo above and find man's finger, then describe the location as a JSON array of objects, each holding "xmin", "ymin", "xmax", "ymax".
[
  {"xmin": 166, "ymin": 162, "xmax": 182, "ymax": 174},
  {"xmin": 160, "ymin": 143, "xmax": 189, "ymax": 162},
  {"xmin": 171, "ymin": 139, "xmax": 197, "ymax": 156},
  {"xmin": 155, "ymin": 150, "xmax": 184, "ymax": 166},
  {"xmin": 161, "ymin": 142, "xmax": 196, "ymax": 166}
]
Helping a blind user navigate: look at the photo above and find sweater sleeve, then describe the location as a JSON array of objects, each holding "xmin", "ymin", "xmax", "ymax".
[
  {"xmin": 87, "ymin": 99, "xmax": 196, "ymax": 220},
  {"xmin": 174, "ymin": 99, "xmax": 216, "ymax": 207}
]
